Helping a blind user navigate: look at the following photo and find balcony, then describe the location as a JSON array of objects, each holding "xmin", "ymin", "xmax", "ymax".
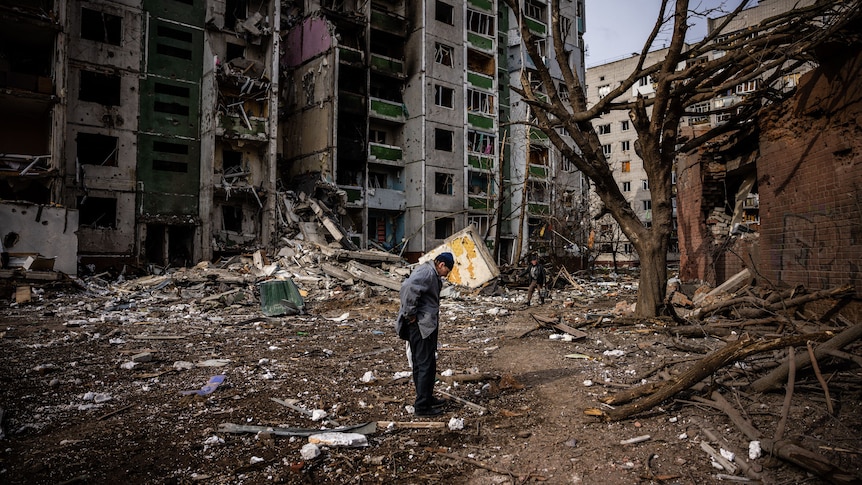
[
  {"xmin": 468, "ymin": 0, "xmax": 493, "ymax": 12},
  {"xmin": 468, "ymin": 154, "xmax": 494, "ymax": 170},
  {"xmin": 468, "ymin": 195, "xmax": 493, "ymax": 211},
  {"xmin": 370, "ymin": 53, "xmax": 405, "ymax": 78},
  {"xmin": 367, "ymin": 187, "xmax": 406, "ymax": 211},
  {"xmin": 524, "ymin": 16, "xmax": 546, "ymax": 36},
  {"xmin": 369, "ymin": 96, "xmax": 406, "ymax": 122},
  {"xmin": 528, "ymin": 164, "xmax": 548, "ymax": 178},
  {"xmin": 467, "ymin": 71, "xmax": 494, "ymax": 90},
  {"xmin": 338, "ymin": 46, "xmax": 364, "ymax": 65},
  {"xmin": 370, "ymin": 9, "xmax": 407, "ymax": 36},
  {"xmin": 368, "ymin": 142, "xmax": 403, "ymax": 165},
  {"xmin": 527, "ymin": 202, "xmax": 550, "ymax": 215},
  {"xmin": 468, "ymin": 113, "xmax": 494, "ymax": 130},
  {"xmin": 467, "ymin": 32, "xmax": 494, "ymax": 53}
]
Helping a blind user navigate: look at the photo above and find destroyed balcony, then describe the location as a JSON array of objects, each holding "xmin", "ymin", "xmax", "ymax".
[
  {"xmin": 527, "ymin": 202, "xmax": 550, "ymax": 215},
  {"xmin": 468, "ymin": 113, "xmax": 494, "ymax": 130},
  {"xmin": 369, "ymin": 97, "xmax": 406, "ymax": 123},
  {"xmin": 339, "ymin": 185, "xmax": 364, "ymax": 206},
  {"xmin": 338, "ymin": 46, "xmax": 364, "ymax": 65},
  {"xmin": 217, "ymin": 113, "xmax": 269, "ymax": 141},
  {"xmin": 368, "ymin": 142, "xmax": 403, "ymax": 165},
  {"xmin": 529, "ymin": 127, "xmax": 549, "ymax": 142},
  {"xmin": 366, "ymin": 187, "xmax": 406, "ymax": 211},
  {"xmin": 468, "ymin": 154, "xmax": 495, "ymax": 171},
  {"xmin": 528, "ymin": 164, "xmax": 548, "ymax": 178},
  {"xmin": 468, "ymin": 195, "xmax": 493, "ymax": 211},
  {"xmin": 467, "ymin": 71, "xmax": 494, "ymax": 91},
  {"xmin": 338, "ymin": 91, "xmax": 366, "ymax": 115},
  {"xmin": 370, "ymin": 9, "xmax": 407, "ymax": 37},
  {"xmin": 370, "ymin": 53, "xmax": 405, "ymax": 78}
]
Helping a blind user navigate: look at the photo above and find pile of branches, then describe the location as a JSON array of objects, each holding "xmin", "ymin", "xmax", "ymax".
[{"xmin": 585, "ymin": 283, "xmax": 861, "ymax": 484}]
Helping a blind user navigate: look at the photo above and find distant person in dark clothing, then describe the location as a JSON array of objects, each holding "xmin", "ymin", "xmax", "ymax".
[
  {"xmin": 522, "ymin": 254, "xmax": 546, "ymax": 306},
  {"xmin": 395, "ymin": 252, "xmax": 455, "ymax": 417}
]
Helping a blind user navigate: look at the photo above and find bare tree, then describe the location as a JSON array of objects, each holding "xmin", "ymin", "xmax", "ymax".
[{"xmin": 503, "ymin": 0, "xmax": 861, "ymax": 316}]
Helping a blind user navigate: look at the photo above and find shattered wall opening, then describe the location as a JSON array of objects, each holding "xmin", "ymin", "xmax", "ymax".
[
  {"xmin": 79, "ymin": 70, "xmax": 121, "ymax": 106},
  {"xmin": 77, "ymin": 196, "xmax": 117, "ymax": 229},
  {"xmin": 80, "ymin": 8, "xmax": 123, "ymax": 46},
  {"xmin": 76, "ymin": 133, "xmax": 119, "ymax": 167},
  {"xmin": 144, "ymin": 223, "xmax": 194, "ymax": 268}
]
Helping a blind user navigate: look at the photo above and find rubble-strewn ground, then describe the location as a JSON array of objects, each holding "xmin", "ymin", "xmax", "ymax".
[{"xmin": 1, "ymin": 265, "xmax": 860, "ymax": 484}]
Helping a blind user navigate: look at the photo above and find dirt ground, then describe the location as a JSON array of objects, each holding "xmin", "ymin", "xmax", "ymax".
[{"xmin": 1, "ymin": 271, "xmax": 860, "ymax": 484}]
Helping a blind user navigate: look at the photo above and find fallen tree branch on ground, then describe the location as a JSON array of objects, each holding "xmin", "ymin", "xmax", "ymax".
[
  {"xmin": 693, "ymin": 391, "xmax": 861, "ymax": 485},
  {"xmin": 586, "ymin": 332, "xmax": 833, "ymax": 421},
  {"xmin": 750, "ymin": 322, "xmax": 862, "ymax": 392}
]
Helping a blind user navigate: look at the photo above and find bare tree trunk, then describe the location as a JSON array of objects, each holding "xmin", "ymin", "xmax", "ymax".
[{"xmin": 635, "ymin": 234, "xmax": 668, "ymax": 317}]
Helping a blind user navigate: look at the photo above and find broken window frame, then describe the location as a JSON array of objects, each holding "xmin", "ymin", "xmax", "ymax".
[
  {"xmin": 435, "ymin": 43, "xmax": 454, "ymax": 67},
  {"xmin": 597, "ymin": 123, "xmax": 611, "ymax": 135},
  {"xmin": 620, "ymin": 140, "xmax": 630, "ymax": 151},
  {"xmin": 466, "ymin": 89, "xmax": 494, "ymax": 114},
  {"xmin": 467, "ymin": 130, "xmax": 496, "ymax": 155},
  {"xmin": 601, "ymin": 144, "xmax": 611, "ymax": 156},
  {"xmin": 76, "ymin": 132, "xmax": 119, "ymax": 167},
  {"xmin": 79, "ymin": 70, "xmax": 121, "ymax": 106},
  {"xmin": 80, "ymin": 7, "xmax": 123, "ymax": 46},
  {"xmin": 467, "ymin": 9, "xmax": 495, "ymax": 37},
  {"xmin": 435, "ymin": 172, "xmax": 455, "ymax": 195}
]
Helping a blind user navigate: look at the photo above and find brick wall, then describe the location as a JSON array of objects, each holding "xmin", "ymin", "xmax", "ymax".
[
  {"xmin": 676, "ymin": 145, "xmax": 712, "ymax": 283},
  {"xmin": 757, "ymin": 47, "xmax": 862, "ymax": 295}
]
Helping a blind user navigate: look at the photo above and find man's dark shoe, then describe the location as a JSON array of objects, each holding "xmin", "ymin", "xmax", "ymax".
[
  {"xmin": 414, "ymin": 406, "xmax": 444, "ymax": 417},
  {"xmin": 430, "ymin": 397, "xmax": 448, "ymax": 408}
]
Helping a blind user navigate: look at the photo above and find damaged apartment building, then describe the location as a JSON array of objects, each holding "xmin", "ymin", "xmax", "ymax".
[
  {"xmin": 278, "ymin": 0, "xmax": 586, "ymax": 263},
  {"xmin": 1, "ymin": 0, "xmax": 279, "ymax": 273},
  {"xmin": 1, "ymin": 0, "xmax": 586, "ymax": 273}
]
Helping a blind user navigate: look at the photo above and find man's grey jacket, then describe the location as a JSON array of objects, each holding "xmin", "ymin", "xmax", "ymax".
[{"xmin": 395, "ymin": 261, "xmax": 443, "ymax": 339}]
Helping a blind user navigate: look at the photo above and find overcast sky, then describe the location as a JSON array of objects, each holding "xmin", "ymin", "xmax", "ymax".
[{"xmin": 583, "ymin": 0, "xmax": 745, "ymax": 67}]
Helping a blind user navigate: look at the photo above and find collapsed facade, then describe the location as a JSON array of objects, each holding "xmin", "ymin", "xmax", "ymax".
[
  {"xmin": 675, "ymin": 0, "xmax": 862, "ymax": 294},
  {"xmin": 0, "ymin": 0, "xmax": 587, "ymax": 274}
]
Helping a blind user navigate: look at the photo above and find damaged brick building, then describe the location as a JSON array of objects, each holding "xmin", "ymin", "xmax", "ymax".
[{"xmin": 676, "ymin": 39, "xmax": 862, "ymax": 295}]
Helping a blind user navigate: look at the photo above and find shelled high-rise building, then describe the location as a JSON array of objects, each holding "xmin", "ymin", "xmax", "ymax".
[{"xmin": 280, "ymin": 0, "xmax": 586, "ymax": 263}]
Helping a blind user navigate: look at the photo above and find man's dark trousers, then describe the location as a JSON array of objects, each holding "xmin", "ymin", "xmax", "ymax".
[{"xmin": 406, "ymin": 323, "xmax": 438, "ymax": 410}]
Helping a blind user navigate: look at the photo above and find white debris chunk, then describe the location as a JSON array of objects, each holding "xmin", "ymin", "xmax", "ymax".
[
  {"xmin": 300, "ymin": 443, "xmax": 321, "ymax": 459},
  {"xmin": 448, "ymin": 417, "xmax": 464, "ymax": 431},
  {"xmin": 749, "ymin": 440, "xmax": 762, "ymax": 460},
  {"xmin": 308, "ymin": 432, "xmax": 368, "ymax": 447},
  {"xmin": 311, "ymin": 409, "xmax": 328, "ymax": 421}
]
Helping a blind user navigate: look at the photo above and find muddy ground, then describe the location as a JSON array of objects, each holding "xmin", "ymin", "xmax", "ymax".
[{"xmin": 0, "ymin": 270, "xmax": 860, "ymax": 484}]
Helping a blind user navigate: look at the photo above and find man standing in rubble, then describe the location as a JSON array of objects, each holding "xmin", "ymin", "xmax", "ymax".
[
  {"xmin": 522, "ymin": 253, "xmax": 547, "ymax": 306},
  {"xmin": 395, "ymin": 252, "xmax": 455, "ymax": 417}
]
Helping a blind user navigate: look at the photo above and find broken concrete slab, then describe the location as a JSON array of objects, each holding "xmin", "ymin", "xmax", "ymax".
[{"xmin": 419, "ymin": 225, "xmax": 499, "ymax": 289}]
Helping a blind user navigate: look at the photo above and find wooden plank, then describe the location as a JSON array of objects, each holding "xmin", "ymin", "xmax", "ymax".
[
  {"xmin": 552, "ymin": 322, "xmax": 587, "ymax": 340},
  {"xmin": 693, "ymin": 268, "xmax": 752, "ymax": 306}
]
